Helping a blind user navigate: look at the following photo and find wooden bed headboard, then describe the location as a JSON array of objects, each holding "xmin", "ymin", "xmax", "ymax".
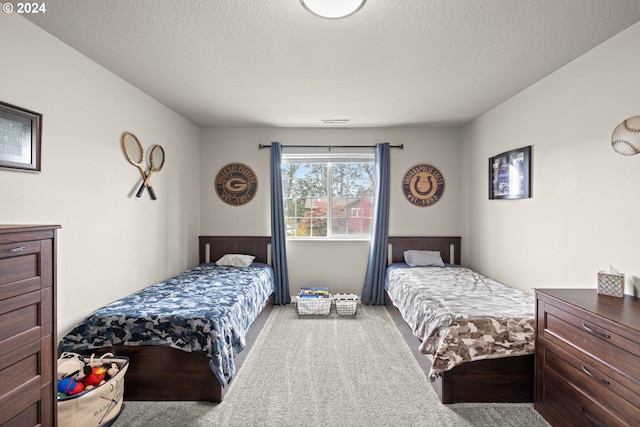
[
  {"xmin": 388, "ymin": 236, "xmax": 461, "ymax": 265},
  {"xmin": 199, "ymin": 236, "xmax": 271, "ymax": 264}
]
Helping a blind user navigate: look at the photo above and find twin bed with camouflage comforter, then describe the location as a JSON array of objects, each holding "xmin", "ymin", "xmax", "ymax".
[
  {"xmin": 58, "ymin": 235, "xmax": 275, "ymax": 403},
  {"xmin": 385, "ymin": 264, "xmax": 535, "ymax": 380},
  {"xmin": 60, "ymin": 263, "xmax": 275, "ymax": 388},
  {"xmin": 385, "ymin": 236, "xmax": 536, "ymax": 403}
]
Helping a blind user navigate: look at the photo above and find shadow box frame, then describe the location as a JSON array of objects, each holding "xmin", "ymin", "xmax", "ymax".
[
  {"xmin": 488, "ymin": 145, "xmax": 532, "ymax": 200},
  {"xmin": 0, "ymin": 100, "xmax": 42, "ymax": 172}
]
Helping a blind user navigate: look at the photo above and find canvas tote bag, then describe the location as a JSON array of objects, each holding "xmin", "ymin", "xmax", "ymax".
[{"xmin": 57, "ymin": 353, "xmax": 129, "ymax": 427}]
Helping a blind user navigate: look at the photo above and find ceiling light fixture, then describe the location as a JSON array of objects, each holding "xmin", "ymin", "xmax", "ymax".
[{"xmin": 300, "ymin": 0, "xmax": 366, "ymax": 19}]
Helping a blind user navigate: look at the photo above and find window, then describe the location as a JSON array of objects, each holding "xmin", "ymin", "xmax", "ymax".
[{"xmin": 282, "ymin": 151, "xmax": 375, "ymax": 239}]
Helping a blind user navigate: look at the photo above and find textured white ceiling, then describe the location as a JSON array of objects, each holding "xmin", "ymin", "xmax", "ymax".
[{"xmin": 24, "ymin": 0, "xmax": 640, "ymax": 128}]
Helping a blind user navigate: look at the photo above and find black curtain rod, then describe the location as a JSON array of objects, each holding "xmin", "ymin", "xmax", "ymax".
[{"xmin": 258, "ymin": 143, "xmax": 403, "ymax": 149}]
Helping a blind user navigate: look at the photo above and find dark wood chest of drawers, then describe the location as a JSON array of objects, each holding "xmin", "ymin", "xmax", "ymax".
[
  {"xmin": 534, "ymin": 288, "xmax": 640, "ymax": 426},
  {"xmin": 0, "ymin": 225, "xmax": 60, "ymax": 427}
]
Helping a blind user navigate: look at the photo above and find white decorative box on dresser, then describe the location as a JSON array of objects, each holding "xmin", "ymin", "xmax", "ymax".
[
  {"xmin": 0, "ymin": 225, "xmax": 60, "ymax": 427},
  {"xmin": 534, "ymin": 288, "xmax": 640, "ymax": 426}
]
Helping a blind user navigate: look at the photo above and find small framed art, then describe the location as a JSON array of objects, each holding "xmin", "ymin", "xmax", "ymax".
[
  {"xmin": 489, "ymin": 145, "xmax": 531, "ymax": 200},
  {"xmin": 0, "ymin": 101, "xmax": 42, "ymax": 172}
]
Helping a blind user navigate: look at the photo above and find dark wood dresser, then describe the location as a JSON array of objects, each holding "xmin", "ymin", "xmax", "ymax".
[
  {"xmin": 534, "ymin": 288, "xmax": 640, "ymax": 426},
  {"xmin": 0, "ymin": 225, "xmax": 60, "ymax": 427}
]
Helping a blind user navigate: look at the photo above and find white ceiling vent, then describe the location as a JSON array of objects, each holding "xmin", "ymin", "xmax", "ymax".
[{"xmin": 321, "ymin": 119, "xmax": 350, "ymax": 125}]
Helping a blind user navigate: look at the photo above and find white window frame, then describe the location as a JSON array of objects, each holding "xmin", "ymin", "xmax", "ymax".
[{"xmin": 282, "ymin": 150, "xmax": 375, "ymax": 240}]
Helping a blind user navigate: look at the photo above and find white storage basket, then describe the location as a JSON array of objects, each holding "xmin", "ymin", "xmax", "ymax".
[
  {"xmin": 57, "ymin": 353, "xmax": 129, "ymax": 427},
  {"xmin": 334, "ymin": 293, "xmax": 358, "ymax": 316},
  {"xmin": 297, "ymin": 296, "xmax": 332, "ymax": 315}
]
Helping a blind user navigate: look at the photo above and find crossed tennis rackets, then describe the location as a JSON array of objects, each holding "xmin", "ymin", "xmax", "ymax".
[{"xmin": 121, "ymin": 132, "xmax": 165, "ymax": 200}]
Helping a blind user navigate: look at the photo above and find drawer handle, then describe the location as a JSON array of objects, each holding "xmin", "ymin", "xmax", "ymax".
[
  {"xmin": 1, "ymin": 245, "xmax": 26, "ymax": 253},
  {"xmin": 581, "ymin": 365, "xmax": 610, "ymax": 385},
  {"xmin": 582, "ymin": 323, "xmax": 611, "ymax": 340},
  {"xmin": 581, "ymin": 407, "xmax": 607, "ymax": 427}
]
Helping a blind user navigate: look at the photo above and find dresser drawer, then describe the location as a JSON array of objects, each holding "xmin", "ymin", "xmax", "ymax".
[
  {"xmin": 540, "ymin": 338, "xmax": 640, "ymax": 421},
  {"xmin": 0, "ymin": 238, "xmax": 52, "ymax": 302},
  {"xmin": 0, "ymin": 337, "xmax": 53, "ymax": 423},
  {"xmin": 0, "ymin": 383, "xmax": 53, "ymax": 427},
  {"xmin": 541, "ymin": 302, "xmax": 640, "ymax": 382},
  {"xmin": 0, "ymin": 288, "xmax": 53, "ymax": 359},
  {"xmin": 540, "ymin": 370, "xmax": 630, "ymax": 427},
  {"xmin": 0, "ymin": 341, "xmax": 41, "ymax": 401}
]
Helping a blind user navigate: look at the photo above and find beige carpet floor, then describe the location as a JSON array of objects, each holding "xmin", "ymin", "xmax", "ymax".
[{"xmin": 113, "ymin": 304, "xmax": 550, "ymax": 427}]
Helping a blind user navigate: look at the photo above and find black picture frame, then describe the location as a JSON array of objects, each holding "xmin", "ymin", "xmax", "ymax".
[
  {"xmin": 0, "ymin": 101, "xmax": 42, "ymax": 172},
  {"xmin": 489, "ymin": 145, "xmax": 531, "ymax": 199}
]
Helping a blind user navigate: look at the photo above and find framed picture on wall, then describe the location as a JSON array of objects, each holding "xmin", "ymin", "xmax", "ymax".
[
  {"xmin": 0, "ymin": 101, "xmax": 42, "ymax": 172},
  {"xmin": 489, "ymin": 145, "xmax": 531, "ymax": 199}
]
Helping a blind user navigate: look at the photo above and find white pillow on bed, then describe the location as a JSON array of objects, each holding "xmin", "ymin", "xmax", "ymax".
[
  {"xmin": 215, "ymin": 254, "xmax": 255, "ymax": 267},
  {"xmin": 404, "ymin": 250, "xmax": 445, "ymax": 267}
]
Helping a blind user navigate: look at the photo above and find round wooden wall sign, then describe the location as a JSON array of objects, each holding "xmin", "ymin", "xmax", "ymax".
[
  {"xmin": 402, "ymin": 164, "xmax": 445, "ymax": 207},
  {"xmin": 214, "ymin": 163, "xmax": 258, "ymax": 206}
]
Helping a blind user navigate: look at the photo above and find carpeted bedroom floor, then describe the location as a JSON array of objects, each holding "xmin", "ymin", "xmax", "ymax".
[{"xmin": 113, "ymin": 304, "xmax": 550, "ymax": 427}]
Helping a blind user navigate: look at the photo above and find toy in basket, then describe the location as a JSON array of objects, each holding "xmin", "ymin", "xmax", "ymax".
[
  {"xmin": 57, "ymin": 352, "xmax": 129, "ymax": 427},
  {"xmin": 297, "ymin": 287, "xmax": 332, "ymax": 315},
  {"xmin": 334, "ymin": 293, "xmax": 358, "ymax": 316}
]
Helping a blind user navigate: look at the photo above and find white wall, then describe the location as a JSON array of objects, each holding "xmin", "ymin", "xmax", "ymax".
[
  {"xmin": 0, "ymin": 14, "xmax": 201, "ymax": 337},
  {"xmin": 201, "ymin": 127, "xmax": 461, "ymax": 295},
  {"xmin": 461, "ymin": 22, "xmax": 640, "ymax": 296}
]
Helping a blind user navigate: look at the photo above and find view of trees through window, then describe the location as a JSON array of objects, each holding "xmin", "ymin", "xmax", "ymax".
[{"xmin": 282, "ymin": 157, "xmax": 375, "ymax": 238}]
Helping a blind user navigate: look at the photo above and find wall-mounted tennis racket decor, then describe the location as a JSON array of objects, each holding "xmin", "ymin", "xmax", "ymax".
[
  {"xmin": 402, "ymin": 164, "xmax": 445, "ymax": 207},
  {"xmin": 121, "ymin": 132, "xmax": 166, "ymax": 200},
  {"xmin": 214, "ymin": 163, "xmax": 258, "ymax": 206}
]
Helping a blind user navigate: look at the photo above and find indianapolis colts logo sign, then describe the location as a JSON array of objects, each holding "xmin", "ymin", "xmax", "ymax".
[
  {"xmin": 402, "ymin": 164, "xmax": 445, "ymax": 207},
  {"xmin": 215, "ymin": 163, "xmax": 258, "ymax": 206}
]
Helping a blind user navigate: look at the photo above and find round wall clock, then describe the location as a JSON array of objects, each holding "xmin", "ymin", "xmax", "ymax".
[
  {"xmin": 402, "ymin": 164, "xmax": 445, "ymax": 207},
  {"xmin": 214, "ymin": 163, "xmax": 258, "ymax": 206}
]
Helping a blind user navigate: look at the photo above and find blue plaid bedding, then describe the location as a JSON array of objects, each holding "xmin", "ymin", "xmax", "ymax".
[{"xmin": 59, "ymin": 263, "xmax": 275, "ymax": 387}]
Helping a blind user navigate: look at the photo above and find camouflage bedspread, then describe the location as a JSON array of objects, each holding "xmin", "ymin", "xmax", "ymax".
[
  {"xmin": 60, "ymin": 263, "xmax": 274, "ymax": 387},
  {"xmin": 385, "ymin": 265, "xmax": 535, "ymax": 379}
]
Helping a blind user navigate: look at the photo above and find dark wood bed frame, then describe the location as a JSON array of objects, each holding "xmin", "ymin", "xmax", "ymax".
[
  {"xmin": 385, "ymin": 236, "xmax": 534, "ymax": 404},
  {"xmin": 93, "ymin": 236, "xmax": 274, "ymax": 403}
]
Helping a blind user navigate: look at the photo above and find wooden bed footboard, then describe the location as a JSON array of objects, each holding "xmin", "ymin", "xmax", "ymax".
[
  {"xmin": 386, "ymin": 294, "xmax": 533, "ymax": 403},
  {"xmin": 386, "ymin": 293, "xmax": 533, "ymax": 403},
  {"xmin": 98, "ymin": 294, "xmax": 274, "ymax": 402}
]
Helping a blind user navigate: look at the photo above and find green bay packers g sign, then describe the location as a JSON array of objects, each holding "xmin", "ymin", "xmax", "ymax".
[
  {"xmin": 215, "ymin": 163, "xmax": 258, "ymax": 206},
  {"xmin": 402, "ymin": 164, "xmax": 445, "ymax": 207}
]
